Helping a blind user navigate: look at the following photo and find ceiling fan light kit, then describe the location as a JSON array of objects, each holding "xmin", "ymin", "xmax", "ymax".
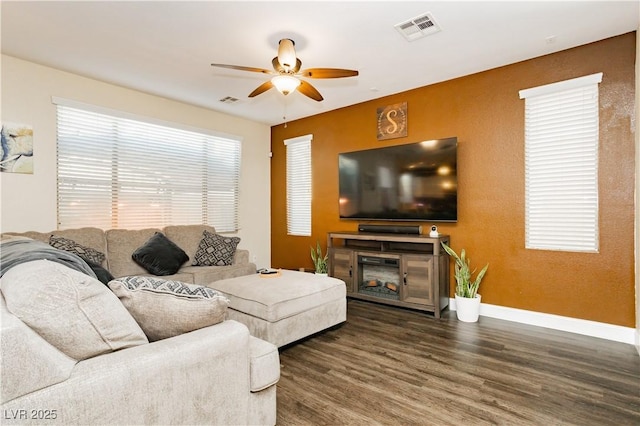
[
  {"xmin": 272, "ymin": 74, "xmax": 300, "ymax": 95},
  {"xmin": 211, "ymin": 38, "xmax": 358, "ymax": 102}
]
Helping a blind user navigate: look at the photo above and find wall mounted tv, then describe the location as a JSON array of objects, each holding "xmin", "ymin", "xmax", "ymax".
[{"xmin": 338, "ymin": 137, "xmax": 457, "ymax": 222}]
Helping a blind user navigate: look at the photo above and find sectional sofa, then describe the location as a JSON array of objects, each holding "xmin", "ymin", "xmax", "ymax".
[
  {"xmin": 2, "ymin": 224, "xmax": 257, "ymax": 283},
  {"xmin": 0, "ymin": 225, "xmax": 280, "ymax": 425}
]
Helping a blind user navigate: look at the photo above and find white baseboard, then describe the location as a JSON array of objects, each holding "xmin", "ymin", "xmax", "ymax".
[{"xmin": 449, "ymin": 298, "xmax": 636, "ymax": 345}]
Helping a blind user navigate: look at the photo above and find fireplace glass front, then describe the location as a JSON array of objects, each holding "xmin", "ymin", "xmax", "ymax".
[{"xmin": 357, "ymin": 254, "xmax": 400, "ymax": 301}]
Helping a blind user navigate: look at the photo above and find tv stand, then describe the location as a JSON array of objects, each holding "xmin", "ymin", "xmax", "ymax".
[{"xmin": 327, "ymin": 231, "xmax": 450, "ymax": 318}]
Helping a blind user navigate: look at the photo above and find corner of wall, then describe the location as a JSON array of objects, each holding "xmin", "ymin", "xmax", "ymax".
[{"xmin": 635, "ymin": 27, "xmax": 640, "ymax": 356}]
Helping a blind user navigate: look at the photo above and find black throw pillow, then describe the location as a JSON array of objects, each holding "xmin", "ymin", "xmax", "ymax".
[
  {"xmin": 131, "ymin": 232, "xmax": 189, "ymax": 276},
  {"xmin": 87, "ymin": 261, "xmax": 115, "ymax": 286}
]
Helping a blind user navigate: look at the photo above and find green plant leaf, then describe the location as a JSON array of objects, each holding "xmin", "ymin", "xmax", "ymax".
[
  {"xmin": 310, "ymin": 240, "xmax": 328, "ymax": 273},
  {"xmin": 441, "ymin": 241, "xmax": 488, "ymax": 298}
]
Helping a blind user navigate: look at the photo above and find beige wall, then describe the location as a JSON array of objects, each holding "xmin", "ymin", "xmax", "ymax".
[{"xmin": 0, "ymin": 55, "xmax": 272, "ymax": 268}]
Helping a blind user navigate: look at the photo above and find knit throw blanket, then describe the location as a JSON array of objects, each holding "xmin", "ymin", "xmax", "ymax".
[{"xmin": 0, "ymin": 239, "xmax": 96, "ymax": 279}]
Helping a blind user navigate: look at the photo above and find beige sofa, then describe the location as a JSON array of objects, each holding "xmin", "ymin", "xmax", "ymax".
[
  {"xmin": 3, "ymin": 224, "xmax": 257, "ymax": 283},
  {"xmin": 0, "ymin": 225, "xmax": 279, "ymax": 425},
  {"xmin": 0, "ymin": 292, "xmax": 279, "ymax": 425}
]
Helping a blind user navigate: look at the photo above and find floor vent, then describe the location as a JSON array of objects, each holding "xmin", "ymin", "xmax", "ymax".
[
  {"xmin": 394, "ymin": 12, "xmax": 441, "ymax": 41},
  {"xmin": 219, "ymin": 96, "xmax": 239, "ymax": 104}
]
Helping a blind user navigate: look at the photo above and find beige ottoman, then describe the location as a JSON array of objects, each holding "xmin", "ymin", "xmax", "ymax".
[{"xmin": 208, "ymin": 270, "xmax": 346, "ymax": 347}]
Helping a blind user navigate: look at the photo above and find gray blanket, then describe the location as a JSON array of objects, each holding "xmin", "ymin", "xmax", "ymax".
[{"xmin": 0, "ymin": 239, "xmax": 97, "ymax": 279}]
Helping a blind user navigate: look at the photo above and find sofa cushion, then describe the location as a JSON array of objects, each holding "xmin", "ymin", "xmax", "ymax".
[
  {"xmin": 2, "ymin": 228, "xmax": 108, "ymax": 264},
  {"xmin": 0, "ymin": 235, "xmax": 32, "ymax": 243},
  {"xmin": 132, "ymin": 232, "xmax": 189, "ymax": 276},
  {"xmin": 180, "ymin": 263, "xmax": 257, "ymax": 285},
  {"xmin": 109, "ymin": 276, "xmax": 230, "ymax": 342},
  {"xmin": 0, "ymin": 294, "xmax": 77, "ymax": 404},
  {"xmin": 1, "ymin": 260, "xmax": 148, "ymax": 360},
  {"xmin": 209, "ymin": 270, "xmax": 346, "ymax": 322},
  {"xmin": 105, "ymin": 228, "xmax": 161, "ymax": 278},
  {"xmin": 49, "ymin": 235, "xmax": 106, "ymax": 266},
  {"xmin": 192, "ymin": 230, "xmax": 240, "ymax": 266},
  {"xmin": 163, "ymin": 224, "xmax": 217, "ymax": 261}
]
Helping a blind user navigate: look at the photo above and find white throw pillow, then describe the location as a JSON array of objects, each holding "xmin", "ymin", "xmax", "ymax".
[
  {"xmin": 108, "ymin": 276, "xmax": 229, "ymax": 341},
  {"xmin": 1, "ymin": 260, "xmax": 148, "ymax": 360}
]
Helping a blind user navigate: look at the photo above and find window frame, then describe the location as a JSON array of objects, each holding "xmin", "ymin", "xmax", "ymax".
[
  {"xmin": 53, "ymin": 97, "xmax": 242, "ymax": 232},
  {"xmin": 284, "ymin": 134, "xmax": 313, "ymax": 237},
  {"xmin": 519, "ymin": 73, "xmax": 602, "ymax": 252}
]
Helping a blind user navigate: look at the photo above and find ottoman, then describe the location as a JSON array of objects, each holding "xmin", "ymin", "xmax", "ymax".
[{"xmin": 208, "ymin": 270, "xmax": 346, "ymax": 347}]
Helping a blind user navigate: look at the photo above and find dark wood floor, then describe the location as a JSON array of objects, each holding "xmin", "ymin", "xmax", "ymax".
[{"xmin": 276, "ymin": 299, "xmax": 640, "ymax": 425}]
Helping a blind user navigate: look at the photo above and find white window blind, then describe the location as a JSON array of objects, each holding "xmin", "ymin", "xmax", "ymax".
[
  {"xmin": 54, "ymin": 100, "xmax": 241, "ymax": 232},
  {"xmin": 284, "ymin": 134, "xmax": 312, "ymax": 236},
  {"xmin": 519, "ymin": 73, "xmax": 602, "ymax": 252}
]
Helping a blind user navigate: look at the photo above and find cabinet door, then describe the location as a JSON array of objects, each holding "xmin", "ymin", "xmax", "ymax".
[
  {"xmin": 401, "ymin": 255, "xmax": 434, "ymax": 305},
  {"xmin": 329, "ymin": 248, "xmax": 354, "ymax": 292}
]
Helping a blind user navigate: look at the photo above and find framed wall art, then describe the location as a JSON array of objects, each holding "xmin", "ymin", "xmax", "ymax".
[{"xmin": 1, "ymin": 122, "xmax": 33, "ymax": 174}]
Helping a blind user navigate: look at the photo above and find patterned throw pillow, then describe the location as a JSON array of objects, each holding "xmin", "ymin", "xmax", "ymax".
[
  {"xmin": 131, "ymin": 232, "xmax": 189, "ymax": 276},
  {"xmin": 192, "ymin": 230, "xmax": 240, "ymax": 266},
  {"xmin": 108, "ymin": 276, "xmax": 229, "ymax": 341},
  {"xmin": 49, "ymin": 235, "xmax": 106, "ymax": 266}
]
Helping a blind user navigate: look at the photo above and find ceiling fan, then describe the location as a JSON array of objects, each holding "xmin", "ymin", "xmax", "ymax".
[{"xmin": 211, "ymin": 38, "xmax": 358, "ymax": 102}]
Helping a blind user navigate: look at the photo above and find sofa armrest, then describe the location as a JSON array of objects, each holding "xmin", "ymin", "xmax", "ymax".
[
  {"xmin": 1, "ymin": 320, "xmax": 257, "ymax": 425},
  {"xmin": 234, "ymin": 249, "xmax": 250, "ymax": 264}
]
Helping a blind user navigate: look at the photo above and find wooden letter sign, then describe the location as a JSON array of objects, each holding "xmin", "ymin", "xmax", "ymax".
[{"xmin": 377, "ymin": 102, "xmax": 407, "ymax": 141}]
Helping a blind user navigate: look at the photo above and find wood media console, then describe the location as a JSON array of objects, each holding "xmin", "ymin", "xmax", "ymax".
[{"xmin": 327, "ymin": 231, "xmax": 450, "ymax": 318}]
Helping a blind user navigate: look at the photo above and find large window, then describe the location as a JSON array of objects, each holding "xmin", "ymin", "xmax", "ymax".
[
  {"xmin": 284, "ymin": 134, "xmax": 312, "ymax": 236},
  {"xmin": 54, "ymin": 98, "xmax": 241, "ymax": 232},
  {"xmin": 519, "ymin": 73, "xmax": 602, "ymax": 252}
]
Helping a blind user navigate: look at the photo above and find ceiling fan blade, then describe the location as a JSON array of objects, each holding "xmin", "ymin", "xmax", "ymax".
[
  {"xmin": 298, "ymin": 68, "xmax": 359, "ymax": 79},
  {"xmin": 211, "ymin": 63, "xmax": 273, "ymax": 74},
  {"xmin": 248, "ymin": 80, "xmax": 274, "ymax": 98},
  {"xmin": 298, "ymin": 80, "xmax": 324, "ymax": 102}
]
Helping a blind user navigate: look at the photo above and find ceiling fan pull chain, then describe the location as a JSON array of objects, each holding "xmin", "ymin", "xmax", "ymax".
[{"xmin": 283, "ymin": 99, "xmax": 288, "ymax": 128}]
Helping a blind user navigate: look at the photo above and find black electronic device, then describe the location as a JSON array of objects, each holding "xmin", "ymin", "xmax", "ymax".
[
  {"xmin": 339, "ymin": 137, "xmax": 457, "ymax": 222},
  {"xmin": 358, "ymin": 224, "xmax": 422, "ymax": 234}
]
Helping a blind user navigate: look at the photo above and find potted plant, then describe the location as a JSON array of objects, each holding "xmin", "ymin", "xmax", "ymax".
[
  {"xmin": 441, "ymin": 242, "xmax": 489, "ymax": 322},
  {"xmin": 310, "ymin": 241, "xmax": 328, "ymax": 275}
]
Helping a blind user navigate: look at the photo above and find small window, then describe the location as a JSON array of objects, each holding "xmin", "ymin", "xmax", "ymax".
[
  {"xmin": 519, "ymin": 73, "xmax": 602, "ymax": 252},
  {"xmin": 284, "ymin": 134, "xmax": 312, "ymax": 236},
  {"xmin": 54, "ymin": 98, "xmax": 241, "ymax": 232}
]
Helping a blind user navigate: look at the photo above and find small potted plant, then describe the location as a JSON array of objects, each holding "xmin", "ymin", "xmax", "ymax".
[
  {"xmin": 310, "ymin": 241, "xmax": 328, "ymax": 275},
  {"xmin": 441, "ymin": 242, "xmax": 488, "ymax": 322}
]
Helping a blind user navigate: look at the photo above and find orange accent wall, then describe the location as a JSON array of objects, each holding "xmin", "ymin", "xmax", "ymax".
[{"xmin": 270, "ymin": 33, "xmax": 636, "ymax": 327}]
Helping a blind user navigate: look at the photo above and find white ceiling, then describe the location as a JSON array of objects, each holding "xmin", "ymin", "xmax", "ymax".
[{"xmin": 2, "ymin": 1, "xmax": 638, "ymax": 126}]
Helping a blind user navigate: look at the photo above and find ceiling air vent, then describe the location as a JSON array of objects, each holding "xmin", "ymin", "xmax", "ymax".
[
  {"xmin": 394, "ymin": 12, "xmax": 441, "ymax": 41},
  {"xmin": 219, "ymin": 96, "xmax": 239, "ymax": 104}
]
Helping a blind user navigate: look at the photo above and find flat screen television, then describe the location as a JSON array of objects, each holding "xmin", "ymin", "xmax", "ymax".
[{"xmin": 338, "ymin": 137, "xmax": 457, "ymax": 222}]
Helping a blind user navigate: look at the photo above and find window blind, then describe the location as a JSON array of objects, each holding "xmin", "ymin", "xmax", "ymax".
[
  {"xmin": 519, "ymin": 73, "xmax": 602, "ymax": 252},
  {"xmin": 55, "ymin": 102, "xmax": 241, "ymax": 232},
  {"xmin": 284, "ymin": 134, "xmax": 312, "ymax": 236}
]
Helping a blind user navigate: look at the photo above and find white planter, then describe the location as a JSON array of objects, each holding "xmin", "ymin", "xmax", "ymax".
[{"xmin": 455, "ymin": 294, "xmax": 481, "ymax": 322}]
